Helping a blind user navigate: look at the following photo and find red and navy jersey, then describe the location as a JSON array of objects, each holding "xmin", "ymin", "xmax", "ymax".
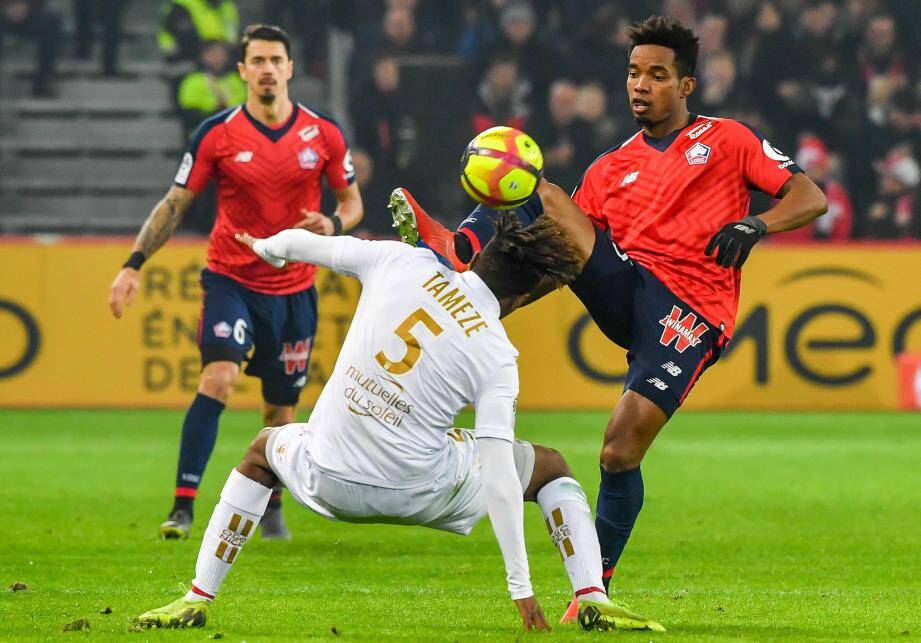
[
  {"xmin": 175, "ymin": 102, "xmax": 355, "ymax": 294},
  {"xmin": 572, "ymin": 115, "xmax": 802, "ymax": 337}
]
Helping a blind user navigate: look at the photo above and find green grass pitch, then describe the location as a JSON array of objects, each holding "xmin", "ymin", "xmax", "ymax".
[{"xmin": 1, "ymin": 409, "xmax": 919, "ymax": 641}]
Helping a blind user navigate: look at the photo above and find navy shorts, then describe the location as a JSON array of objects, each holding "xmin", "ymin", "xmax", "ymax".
[
  {"xmin": 571, "ymin": 227, "xmax": 727, "ymax": 417},
  {"xmin": 198, "ymin": 268, "xmax": 318, "ymax": 406}
]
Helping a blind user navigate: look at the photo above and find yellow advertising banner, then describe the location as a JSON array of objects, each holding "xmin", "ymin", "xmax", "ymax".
[{"xmin": 1, "ymin": 239, "xmax": 920, "ymax": 410}]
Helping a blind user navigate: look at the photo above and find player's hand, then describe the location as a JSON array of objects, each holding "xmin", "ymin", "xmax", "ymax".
[
  {"xmin": 705, "ymin": 216, "xmax": 767, "ymax": 269},
  {"xmin": 513, "ymin": 596, "xmax": 551, "ymax": 632},
  {"xmin": 108, "ymin": 268, "xmax": 140, "ymax": 319},
  {"xmin": 235, "ymin": 232, "xmax": 286, "ymax": 268},
  {"xmin": 295, "ymin": 209, "xmax": 334, "ymax": 236},
  {"xmin": 234, "ymin": 231, "xmax": 258, "ymax": 249}
]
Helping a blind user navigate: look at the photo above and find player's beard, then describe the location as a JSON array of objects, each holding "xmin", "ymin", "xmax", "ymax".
[{"xmin": 258, "ymin": 89, "xmax": 276, "ymax": 105}]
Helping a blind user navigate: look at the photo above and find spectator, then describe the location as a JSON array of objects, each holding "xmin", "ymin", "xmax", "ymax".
[
  {"xmin": 774, "ymin": 134, "xmax": 853, "ymax": 241},
  {"xmin": 0, "ymin": 0, "xmax": 63, "ymax": 97},
  {"xmin": 263, "ymin": 0, "xmax": 332, "ymax": 77},
  {"xmin": 352, "ymin": 56, "xmax": 405, "ymax": 190},
  {"xmin": 857, "ymin": 13, "xmax": 907, "ymax": 125},
  {"xmin": 530, "ymin": 79, "xmax": 593, "ymax": 191},
  {"xmin": 576, "ymin": 81, "xmax": 620, "ymax": 155},
  {"xmin": 697, "ymin": 50, "xmax": 737, "ymax": 115},
  {"xmin": 867, "ymin": 144, "xmax": 920, "ymax": 239},
  {"xmin": 471, "ymin": 52, "xmax": 530, "ymax": 134},
  {"xmin": 350, "ymin": 4, "xmax": 427, "ymax": 103},
  {"xmin": 157, "ymin": 0, "xmax": 239, "ymax": 65},
  {"xmin": 743, "ymin": 1, "xmax": 800, "ymax": 139},
  {"xmin": 72, "ymin": 0, "xmax": 127, "ymax": 76},
  {"xmin": 176, "ymin": 41, "xmax": 246, "ymax": 138},
  {"xmin": 568, "ymin": 3, "xmax": 631, "ymax": 92},
  {"xmin": 479, "ymin": 2, "xmax": 560, "ymax": 101}
]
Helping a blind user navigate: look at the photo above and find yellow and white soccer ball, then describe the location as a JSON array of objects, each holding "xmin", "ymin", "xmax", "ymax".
[{"xmin": 460, "ymin": 126, "xmax": 543, "ymax": 209}]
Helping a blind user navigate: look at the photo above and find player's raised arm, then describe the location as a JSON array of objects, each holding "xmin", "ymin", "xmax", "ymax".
[
  {"xmin": 237, "ymin": 228, "xmax": 406, "ymax": 281},
  {"xmin": 108, "ymin": 185, "xmax": 196, "ymax": 318},
  {"xmin": 706, "ymin": 126, "xmax": 828, "ymax": 269}
]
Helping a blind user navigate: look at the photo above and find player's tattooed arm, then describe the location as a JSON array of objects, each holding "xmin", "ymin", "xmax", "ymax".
[{"xmin": 133, "ymin": 186, "xmax": 196, "ymax": 257}]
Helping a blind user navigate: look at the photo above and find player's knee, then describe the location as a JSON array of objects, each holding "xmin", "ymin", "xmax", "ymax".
[
  {"xmin": 600, "ymin": 440, "xmax": 644, "ymax": 474},
  {"xmin": 540, "ymin": 447, "xmax": 572, "ymax": 479},
  {"xmin": 262, "ymin": 404, "xmax": 295, "ymax": 428},
  {"xmin": 198, "ymin": 362, "xmax": 239, "ymax": 400},
  {"xmin": 525, "ymin": 446, "xmax": 573, "ymax": 501},
  {"xmin": 243, "ymin": 428, "xmax": 272, "ymax": 467}
]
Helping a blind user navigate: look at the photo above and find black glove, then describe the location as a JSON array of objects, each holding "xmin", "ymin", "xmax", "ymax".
[{"xmin": 705, "ymin": 216, "xmax": 767, "ymax": 269}]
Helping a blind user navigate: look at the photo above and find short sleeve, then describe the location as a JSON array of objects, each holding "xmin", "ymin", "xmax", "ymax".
[
  {"xmin": 474, "ymin": 359, "xmax": 519, "ymax": 442},
  {"xmin": 174, "ymin": 118, "xmax": 221, "ymax": 192},
  {"xmin": 735, "ymin": 122, "xmax": 803, "ymax": 198},
  {"xmin": 322, "ymin": 121, "xmax": 356, "ymax": 190},
  {"xmin": 571, "ymin": 154, "xmax": 609, "ymax": 228}
]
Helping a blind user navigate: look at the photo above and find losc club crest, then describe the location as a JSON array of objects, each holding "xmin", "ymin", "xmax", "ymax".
[
  {"xmin": 685, "ymin": 142, "xmax": 711, "ymax": 166},
  {"xmin": 298, "ymin": 147, "xmax": 319, "ymax": 170}
]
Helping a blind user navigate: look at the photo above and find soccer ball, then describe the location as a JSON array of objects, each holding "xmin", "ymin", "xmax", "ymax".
[{"xmin": 460, "ymin": 126, "xmax": 543, "ymax": 209}]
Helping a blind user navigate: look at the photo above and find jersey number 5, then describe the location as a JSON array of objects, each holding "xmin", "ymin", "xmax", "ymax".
[{"xmin": 375, "ymin": 308, "xmax": 444, "ymax": 375}]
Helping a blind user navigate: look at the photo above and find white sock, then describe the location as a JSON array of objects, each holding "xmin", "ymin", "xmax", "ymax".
[
  {"xmin": 537, "ymin": 476, "xmax": 607, "ymax": 602},
  {"xmin": 186, "ymin": 469, "xmax": 272, "ymax": 600}
]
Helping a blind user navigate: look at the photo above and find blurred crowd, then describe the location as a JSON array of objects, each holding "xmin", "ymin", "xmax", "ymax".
[
  {"xmin": 339, "ymin": 0, "xmax": 921, "ymax": 240},
  {"xmin": 3, "ymin": 0, "xmax": 921, "ymax": 239}
]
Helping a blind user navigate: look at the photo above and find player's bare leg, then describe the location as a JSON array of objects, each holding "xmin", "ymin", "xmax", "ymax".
[
  {"xmin": 161, "ymin": 361, "xmax": 240, "ymax": 540},
  {"xmin": 258, "ymin": 403, "xmax": 296, "ymax": 540},
  {"xmin": 523, "ymin": 444, "xmax": 664, "ymax": 632},
  {"xmin": 595, "ymin": 390, "xmax": 667, "ymax": 591},
  {"xmin": 138, "ymin": 430, "xmax": 277, "ymax": 628},
  {"xmin": 533, "ymin": 179, "xmax": 596, "ymax": 264}
]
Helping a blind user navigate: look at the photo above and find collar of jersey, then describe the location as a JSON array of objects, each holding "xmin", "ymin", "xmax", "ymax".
[
  {"xmin": 458, "ymin": 270, "xmax": 501, "ymax": 320},
  {"xmin": 242, "ymin": 102, "xmax": 299, "ymax": 143},
  {"xmin": 641, "ymin": 113, "xmax": 699, "ymax": 152}
]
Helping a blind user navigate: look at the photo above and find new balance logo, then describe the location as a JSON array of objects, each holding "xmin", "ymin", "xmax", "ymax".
[
  {"xmin": 661, "ymin": 361, "xmax": 682, "ymax": 377},
  {"xmin": 659, "ymin": 305, "xmax": 708, "ymax": 353},
  {"xmin": 620, "ymin": 170, "xmax": 639, "ymax": 187},
  {"xmin": 235, "ymin": 151, "xmax": 253, "ymax": 163},
  {"xmin": 278, "ymin": 339, "xmax": 311, "ymax": 375},
  {"xmin": 647, "ymin": 377, "xmax": 669, "ymax": 391}
]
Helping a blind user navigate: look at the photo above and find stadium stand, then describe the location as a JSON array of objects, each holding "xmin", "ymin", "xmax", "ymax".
[{"xmin": 0, "ymin": 0, "xmax": 321, "ymax": 234}]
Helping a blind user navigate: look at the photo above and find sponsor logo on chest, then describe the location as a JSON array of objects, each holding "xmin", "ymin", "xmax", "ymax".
[
  {"xmin": 298, "ymin": 124, "xmax": 319, "ymax": 142},
  {"xmin": 235, "ymin": 150, "xmax": 253, "ymax": 163},
  {"xmin": 298, "ymin": 146, "xmax": 319, "ymax": 170},
  {"xmin": 685, "ymin": 120, "xmax": 714, "ymax": 140},
  {"xmin": 685, "ymin": 142, "xmax": 711, "ymax": 166}
]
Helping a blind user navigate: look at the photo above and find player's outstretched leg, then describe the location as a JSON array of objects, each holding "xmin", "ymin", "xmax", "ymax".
[
  {"xmin": 138, "ymin": 429, "xmax": 278, "ymax": 629},
  {"xmin": 522, "ymin": 444, "xmax": 665, "ymax": 632},
  {"xmin": 389, "ymin": 188, "xmax": 469, "ymax": 271}
]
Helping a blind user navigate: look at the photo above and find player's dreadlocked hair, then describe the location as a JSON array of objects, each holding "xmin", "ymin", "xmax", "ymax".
[
  {"xmin": 628, "ymin": 15, "xmax": 699, "ymax": 78},
  {"xmin": 473, "ymin": 213, "xmax": 582, "ymax": 302}
]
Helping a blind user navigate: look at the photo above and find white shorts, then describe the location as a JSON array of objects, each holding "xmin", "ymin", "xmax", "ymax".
[{"xmin": 265, "ymin": 423, "xmax": 535, "ymax": 536}]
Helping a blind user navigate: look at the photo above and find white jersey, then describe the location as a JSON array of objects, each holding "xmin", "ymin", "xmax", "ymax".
[{"xmin": 256, "ymin": 231, "xmax": 519, "ymax": 489}]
